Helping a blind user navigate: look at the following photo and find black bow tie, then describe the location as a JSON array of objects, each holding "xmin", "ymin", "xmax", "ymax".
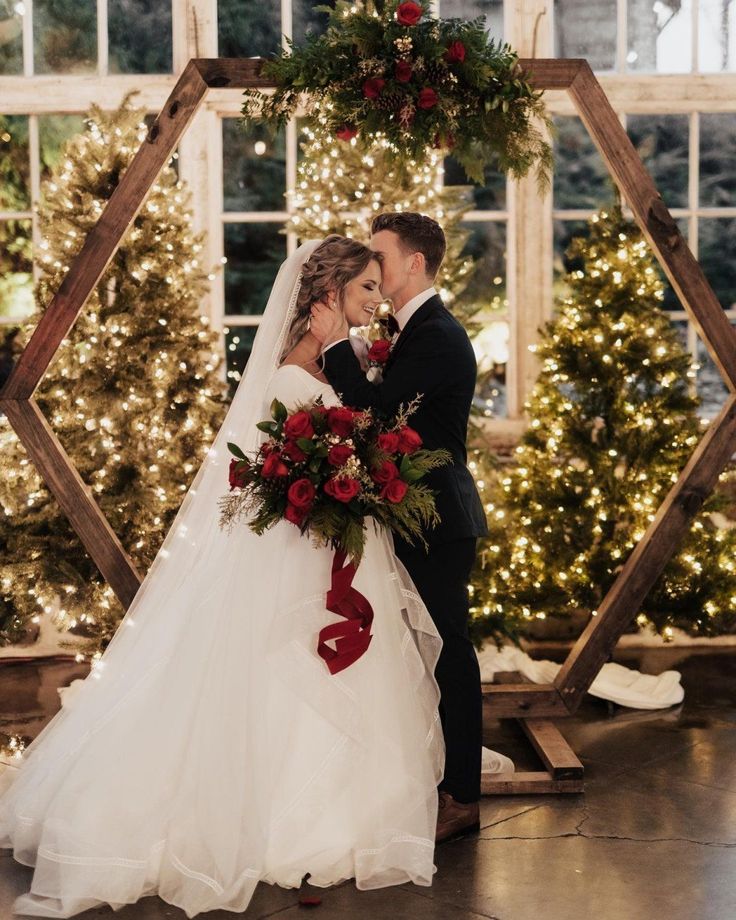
[{"xmin": 384, "ymin": 313, "xmax": 400, "ymax": 336}]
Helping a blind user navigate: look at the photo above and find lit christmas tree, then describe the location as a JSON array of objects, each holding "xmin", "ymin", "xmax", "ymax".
[
  {"xmin": 0, "ymin": 94, "xmax": 229, "ymax": 657},
  {"xmin": 469, "ymin": 205, "xmax": 736, "ymax": 646},
  {"xmin": 286, "ymin": 116, "xmax": 478, "ymax": 311}
]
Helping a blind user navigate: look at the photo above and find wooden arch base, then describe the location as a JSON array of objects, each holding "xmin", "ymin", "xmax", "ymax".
[{"xmin": 2, "ymin": 59, "xmax": 735, "ymax": 795}]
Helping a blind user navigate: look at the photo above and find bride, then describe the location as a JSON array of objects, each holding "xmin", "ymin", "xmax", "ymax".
[{"xmin": 0, "ymin": 236, "xmax": 447, "ymax": 918}]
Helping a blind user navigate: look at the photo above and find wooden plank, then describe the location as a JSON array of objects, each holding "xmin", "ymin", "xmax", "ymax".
[
  {"xmin": 0, "ymin": 399, "xmax": 143, "ymax": 608},
  {"xmin": 482, "ymin": 771, "xmax": 584, "ymax": 794},
  {"xmin": 482, "ymin": 683, "xmax": 568, "ymax": 718},
  {"xmin": 556, "ymin": 394, "xmax": 736, "ymax": 711},
  {"xmin": 519, "ymin": 719, "xmax": 584, "ymax": 779},
  {"xmin": 0, "ymin": 61, "xmax": 209, "ymax": 400},
  {"xmin": 568, "ymin": 62, "xmax": 736, "ymax": 391},
  {"xmin": 193, "ymin": 57, "xmax": 271, "ymax": 88},
  {"xmin": 517, "ymin": 58, "xmax": 584, "ymax": 89}
]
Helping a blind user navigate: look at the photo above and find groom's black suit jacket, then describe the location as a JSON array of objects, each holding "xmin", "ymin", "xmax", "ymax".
[{"xmin": 322, "ymin": 294, "xmax": 489, "ymax": 547}]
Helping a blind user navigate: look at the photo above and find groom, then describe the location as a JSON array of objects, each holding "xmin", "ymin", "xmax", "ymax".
[{"xmin": 310, "ymin": 212, "xmax": 489, "ymax": 843}]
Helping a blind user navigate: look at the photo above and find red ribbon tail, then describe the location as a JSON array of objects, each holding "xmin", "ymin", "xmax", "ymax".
[{"xmin": 317, "ymin": 549, "xmax": 374, "ymax": 675}]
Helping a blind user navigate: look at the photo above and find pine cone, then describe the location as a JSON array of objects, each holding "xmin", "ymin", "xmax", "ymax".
[
  {"xmin": 375, "ymin": 90, "xmax": 405, "ymax": 112},
  {"xmin": 424, "ymin": 59, "xmax": 447, "ymax": 83}
]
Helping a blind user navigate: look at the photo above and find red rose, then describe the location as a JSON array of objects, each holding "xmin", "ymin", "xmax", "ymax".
[
  {"xmin": 397, "ymin": 426, "xmax": 423, "ymax": 453},
  {"xmin": 395, "ymin": 60, "xmax": 413, "ymax": 83},
  {"xmin": 336, "ymin": 125, "xmax": 357, "ymax": 141},
  {"xmin": 283, "ymin": 410, "xmax": 314, "ymax": 440},
  {"xmin": 396, "ymin": 1, "xmax": 422, "ymax": 25},
  {"xmin": 324, "ymin": 476, "xmax": 361, "ymax": 503},
  {"xmin": 260, "ymin": 440, "xmax": 276, "ymax": 457},
  {"xmin": 285, "ymin": 503, "xmax": 308, "ymax": 527},
  {"xmin": 381, "ymin": 478, "xmax": 409, "ymax": 503},
  {"xmin": 367, "ymin": 339, "xmax": 392, "ymax": 364},
  {"xmin": 363, "ymin": 78, "xmax": 386, "ymax": 100},
  {"xmin": 377, "ymin": 431, "xmax": 401, "ymax": 453},
  {"xmin": 371, "ymin": 460, "xmax": 399, "ymax": 484},
  {"xmin": 228, "ymin": 458, "xmax": 249, "ymax": 490},
  {"xmin": 328, "ymin": 444, "xmax": 354, "ymax": 467},
  {"xmin": 262, "ymin": 452, "xmax": 289, "ymax": 478},
  {"xmin": 287, "ymin": 477, "xmax": 316, "ymax": 511},
  {"xmin": 282, "ymin": 440, "xmax": 308, "ymax": 463},
  {"xmin": 445, "ymin": 40, "xmax": 466, "ymax": 63},
  {"xmin": 418, "ymin": 87, "xmax": 439, "ymax": 109},
  {"xmin": 327, "ymin": 406, "xmax": 355, "ymax": 438}
]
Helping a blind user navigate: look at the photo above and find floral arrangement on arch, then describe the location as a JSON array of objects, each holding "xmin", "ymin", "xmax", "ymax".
[{"xmin": 240, "ymin": 0, "xmax": 553, "ymax": 189}]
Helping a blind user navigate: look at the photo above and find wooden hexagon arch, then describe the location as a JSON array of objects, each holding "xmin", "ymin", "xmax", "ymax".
[{"xmin": 2, "ymin": 59, "xmax": 736, "ymax": 793}]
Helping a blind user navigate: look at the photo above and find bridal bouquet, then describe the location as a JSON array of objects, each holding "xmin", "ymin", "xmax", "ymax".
[
  {"xmin": 218, "ymin": 396, "xmax": 450, "ymax": 564},
  {"xmin": 218, "ymin": 397, "xmax": 450, "ymax": 675}
]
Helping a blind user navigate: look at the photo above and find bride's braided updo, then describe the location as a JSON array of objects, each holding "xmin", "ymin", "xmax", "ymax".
[{"xmin": 280, "ymin": 234, "xmax": 380, "ymax": 363}]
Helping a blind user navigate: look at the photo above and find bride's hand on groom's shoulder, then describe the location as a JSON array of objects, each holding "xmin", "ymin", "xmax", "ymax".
[{"xmin": 310, "ymin": 295, "xmax": 348, "ymax": 347}]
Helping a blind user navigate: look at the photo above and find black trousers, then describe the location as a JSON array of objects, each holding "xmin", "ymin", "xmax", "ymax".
[{"xmin": 394, "ymin": 537, "xmax": 482, "ymax": 804}]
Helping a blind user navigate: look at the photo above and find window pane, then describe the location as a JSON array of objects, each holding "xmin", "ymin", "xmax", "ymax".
[
  {"xmin": 696, "ymin": 336, "xmax": 729, "ymax": 418},
  {"xmin": 553, "ymin": 116, "xmax": 612, "ymax": 210},
  {"xmin": 224, "ymin": 326, "xmax": 258, "ymax": 394},
  {"xmin": 0, "ymin": 4, "xmax": 23, "ymax": 74},
  {"xmin": 218, "ymin": 0, "xmax": 280, "ymax": 57},
  {"xmin": 626, "ymin": 114, "xmax": 688, "ymax": 209},
  {"xmin": 439, "ymin": 0, "xmax": 504, "ymax": 40},
  {"xmin": 38, "ymin": 114, "xmax": 85, "ymax": 184},
  {"xmin": 700, "ymin": 113, "xmax": 736, "ymax": 207},
  {"xmin": 0, "ymin": 219, "xmax": 33, "ymax": 320},
  {"xmin": 699, "ymin": 218, "xmax": 736, "ymax": 310},
  {"xmin": 108, "ymin": 0, "xmax": 172, "ymax": 74},
  {"xmin": 459, "ymin": 220, "xmax": 508, "ymax": 418},
  {"xmin": 553, "ymin": 218, "xmax": 588, "ymax": 296},
  {"xmin": 292, "ymin": 0, "xmax": 333, "ymax": 45},
  {"xmin": 699, "ymin": 0, "xmax": 736, "ymax": 72},
  {"xmin": 627, "ymin": 0, "xmax": 692, "ymax": 72},
  {"xmin": 554, "ymin": 0, "xmax": 616, "ymax": 71},
  {"xmin": 224, "ymin": 223, "xmax": 286, "ymax": 316},
  {"xmin": 223, "ymin": 120, "xmax": 286, "ymax": 212},
  {"xmin": 33, "ymin": 0, "xmax": 97, "ymax": 74},
  {"xmin": 0, "ymin": 116, "xmax": 30, "ymax": 210},
  {"xmin": 444, "ymin": 155, "xmax": 506, "ymax": 211}
]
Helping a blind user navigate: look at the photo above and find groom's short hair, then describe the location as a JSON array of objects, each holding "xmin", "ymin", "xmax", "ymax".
[{"xmin": 371, "ymin": 212, "xmax": 446, "ymax": 279}]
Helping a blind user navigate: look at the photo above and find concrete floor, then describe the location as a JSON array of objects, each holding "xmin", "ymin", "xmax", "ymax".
[{"xmin": 1, "ymin": 646, "xmax": 736, "ymax": 920}]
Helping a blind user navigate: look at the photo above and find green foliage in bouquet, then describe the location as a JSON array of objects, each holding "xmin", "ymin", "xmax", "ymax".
[
  {"xmin": 240, "ymin": 0, "xmax": 553, "ymax": 189},
  {"xmin": 218, "ymin": 396, "xmax": 451, "ymax": 563}
]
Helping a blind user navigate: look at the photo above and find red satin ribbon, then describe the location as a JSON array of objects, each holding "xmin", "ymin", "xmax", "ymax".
[{"xmin": 317, "ymin": 549, "xmax": 374, "ymax": 675}]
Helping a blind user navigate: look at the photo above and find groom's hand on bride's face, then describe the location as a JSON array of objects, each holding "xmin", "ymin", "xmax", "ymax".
[{"xmin": 310, "ymin": 296, "xmax": 348, "ymax": 348}]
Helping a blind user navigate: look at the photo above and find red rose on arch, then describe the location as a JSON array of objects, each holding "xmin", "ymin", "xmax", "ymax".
[
  {"xmin": 367, "ymin": 339, "xmax": 392, "ymax": 364},
  {"xmin": 285, "ymin": 503, "xmax": 308, "ymax": 527},
  {"xmin": 283, "ymin": 410, "xmax": 314, "ymax": 440},
  {"xmin": 395, "ymin": 60, "xmax": 413, "ymax": 83},
  {"xmin": 336, "ymin": 125, "xmax": 357, "ymax": 141},
  {"xmin": 396, "ymin": 1, "xmax": 422, "ymax": 25},
  {"xmin": 228, "ymin": 458, "xmax": 249, "ymax": 490},
  {"xmin": 324, "ymin": 476, "xmax": 361, "ymax": 503},
  {"xmin": 445, "ymin": 40, "xmax": 466, "ymax": 63},
  {"xmin": 371, "ymin": 460, "xmax": 399, "ymax": 485},
  {"xmin": 328, "ymin": 444, "xmax": 355, "ymax": 467},
  {"xmin": 287, "ymin": 478, "xmax": 316, "ymax": 511},
  {"xmin": 397, "ymin": 426, "xmax": 423, "ymax": 453},
  {"xmin": 282, "ymin": 440, "xmax": 308, "ymax": 463},
  {"xmin": 363, "ymin": 77, "xmax": 386, "ymax": 100},
  {"xmin": 418, "ymin": 87, "xmax": 439, "ymax": 109},
  {"xmin": 381, "ymin": 478, "xmax": 409, "ymax": 503},
  {"xmin": 377, "ymin": 431, "xmax": 401, "ymax": 454},
  {"xmin": 262, "ymin": 452, "xmax": 289, "ymax": 478},
  {"xmin": 327, "ymin": 406, "xmax": 356, "ymax": 438}
]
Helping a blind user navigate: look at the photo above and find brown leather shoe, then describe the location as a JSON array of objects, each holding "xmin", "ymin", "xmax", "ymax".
[{"xmin": 435, "ymin": 791, "xmax": 480, "ymax": 843}]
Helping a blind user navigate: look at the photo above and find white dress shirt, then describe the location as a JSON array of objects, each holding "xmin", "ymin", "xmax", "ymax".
[{"xmin": 321, "ymin": 286, "xmax": 438, "ymax": 356}]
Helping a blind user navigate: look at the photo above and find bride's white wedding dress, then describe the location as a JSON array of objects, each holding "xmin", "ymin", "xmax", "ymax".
[{"xmin": 0, "ymin": 241, "xmax": 445, "ymax": 918}]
